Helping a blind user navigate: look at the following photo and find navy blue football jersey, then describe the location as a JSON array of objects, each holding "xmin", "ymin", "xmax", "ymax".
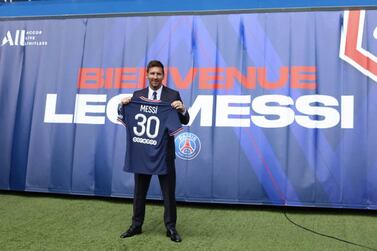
[{"xmin": 117, "ymin": 96, "xmax": 183, "ymax": 175}]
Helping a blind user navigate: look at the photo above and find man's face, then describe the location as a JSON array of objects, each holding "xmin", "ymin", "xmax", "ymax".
[{"xmin": 147, "ymin": 66, "xmax": 164, "ymax": 90}]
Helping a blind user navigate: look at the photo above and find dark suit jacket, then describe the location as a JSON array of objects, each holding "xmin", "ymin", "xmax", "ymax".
[{"xmin": 132, "ymin": 86, "xmax": 190, "ymax": 160}]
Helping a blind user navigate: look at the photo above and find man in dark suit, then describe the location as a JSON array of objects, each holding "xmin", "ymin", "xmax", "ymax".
[{"xmin": 119, "ymin": 60, "xmax": 189, "ymax": 242}]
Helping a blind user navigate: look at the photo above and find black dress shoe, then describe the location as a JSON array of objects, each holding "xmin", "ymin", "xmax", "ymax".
[
  {"xmin": 120, "ymin": 226, "xmax": 142, "ymax": 238},
  {"xmin": 166, "ymin": 228, "xmax": 182, "ymax": 242}
]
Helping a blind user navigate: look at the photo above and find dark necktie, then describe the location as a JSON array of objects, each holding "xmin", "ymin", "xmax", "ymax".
[{"xmin": 153, "ymin": 91, "xmax": 157, "ymax": 100}]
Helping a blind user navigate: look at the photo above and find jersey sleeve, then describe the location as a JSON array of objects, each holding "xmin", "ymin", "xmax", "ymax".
[
  {"xmin": 167, "ymin": 108, "xmax": 183, "ymax": 136},
  {"xmin": 117, "ymin": 103, "xmax": 127, "ymax": 127}
]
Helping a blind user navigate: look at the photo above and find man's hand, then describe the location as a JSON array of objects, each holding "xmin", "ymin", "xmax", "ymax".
[
  {"xmin": 171, "ymin": 100, "xmax": 186, "ymax": 113},
  {"xmin": 120, "ymin": 96, "xmax": 132, "ymax": 105}
]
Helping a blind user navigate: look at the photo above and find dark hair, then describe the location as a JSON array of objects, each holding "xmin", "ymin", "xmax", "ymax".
[{"xmin": 147, "ymin": 60, "xmax": 164, "ymax": 73}]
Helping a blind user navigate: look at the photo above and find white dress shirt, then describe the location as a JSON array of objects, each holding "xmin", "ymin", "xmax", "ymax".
[
  {"xmin": 148, "ymin": 86, "xmax": 162, "ymax": 100},
  {"xmin": 147, "ymin": 85, "xmax": 187, "ymax": 115}
]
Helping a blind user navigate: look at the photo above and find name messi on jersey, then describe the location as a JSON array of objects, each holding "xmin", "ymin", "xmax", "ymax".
[{"xmin": 140, "ymin": 105, "xmax": 158, "ymax": 114}]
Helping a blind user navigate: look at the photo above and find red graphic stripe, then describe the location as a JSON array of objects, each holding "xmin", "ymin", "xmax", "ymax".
[
  {"xmin": 244, "ymin": 129, "xmax": 286, "ymax": 201},
  {"xmin": 169, "ymin": 127, "xmax": 183, "ymax": 136},
  {"xmin": 139, "ymin": 96, "xmax": 162, "ymax": 103},
  {"xmin": 345, "ymin": 10, "xmax": 377, "ymax": 76},
  {"xmin": 117, "ymin": 118, "xmax": 127, "ymax": 127}
]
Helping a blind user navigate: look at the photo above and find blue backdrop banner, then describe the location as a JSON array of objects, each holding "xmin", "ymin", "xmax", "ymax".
[{"xmin": 1, "ymin": 10, "xmax": 377, "ymax": 209}]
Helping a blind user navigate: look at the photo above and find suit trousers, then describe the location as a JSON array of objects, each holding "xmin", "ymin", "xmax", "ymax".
[{"xmin": 132, "ymin": 159, "xmax": 176, "ymax": 229}]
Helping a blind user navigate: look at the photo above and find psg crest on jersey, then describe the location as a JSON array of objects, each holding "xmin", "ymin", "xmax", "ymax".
[{"xmin": 175, "ymin": 132, "xmax": 201, "ymax": 160}]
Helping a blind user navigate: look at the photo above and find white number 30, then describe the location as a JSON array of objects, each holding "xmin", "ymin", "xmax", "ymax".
[{"xmin": 133, "ymin": 113, "xmax": 160, "ymax": 139}]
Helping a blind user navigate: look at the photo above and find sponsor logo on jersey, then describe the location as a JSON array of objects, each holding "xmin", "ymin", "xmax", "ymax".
[
  {"xmin": 132, "ymin": 136, "xmax": 157, "ymax": 145},
  {"xmin": 175, "ymin": 132, "xmax": 201, "ymax": 160}
]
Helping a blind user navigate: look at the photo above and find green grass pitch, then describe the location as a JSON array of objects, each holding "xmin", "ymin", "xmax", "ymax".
[{"xmin": 1, "ymin": 192, "xmax": 376, "ymax": 251}]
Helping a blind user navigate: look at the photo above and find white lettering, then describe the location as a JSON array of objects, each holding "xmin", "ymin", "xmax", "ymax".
[
  {"xmin": 43, "ymin": 94, "xmax": 354, "ymax": 129},
  {"xmin": 295, "ymin": 95, "xmax": 340, "ymax": 128},
  {"xmin": 14, "ymin": 30, "xmax": 25, "ymax": 46},
  {"xmin": 140, "ymin": 105, "xmax": 158, "ymax": 114},
  {"xmin": 251, "ymin": 95, "xmax": 294, "ymax": 128},
  {"xmin": 188, "ymin": 95, "xmax": 213, "ymax": 126},
  {"xmin": 44, "ymin": 94, "xmax": 73, "ymax": 123},
  {"xmin": 106, "ymin": 94, "xmax": 132, "ymax": 124},
  {"xmin": 216, "ymin": 95, "xmax": 251, "ymax": 127},
  {"xmin": 2, "ymin": 31, "xmax": 14, "ymax": 46},
  {"xmin": 132, "ymin": 137, "xmax": 157, "ymax": 145},
  {"xmin": 1, "ymin": 30, "xmax": 25, "ymax": 46},
  {"xmin": 73, "ymin": 94, "xmax": 106, "ymax": 124},
  {"xmin": 341, "ymin": 96, "xmax": 354, "ymax": 128}
]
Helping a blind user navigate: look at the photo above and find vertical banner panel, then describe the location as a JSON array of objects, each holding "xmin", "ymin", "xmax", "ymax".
[{"xmin": 1, "ymin": 10, "xmax": 377, "ymax": 209}]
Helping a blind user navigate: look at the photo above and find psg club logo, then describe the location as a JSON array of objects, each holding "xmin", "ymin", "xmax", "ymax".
[{"xmin": 175, "ymin": 132, "xmax": 201, "ymax": 160}]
